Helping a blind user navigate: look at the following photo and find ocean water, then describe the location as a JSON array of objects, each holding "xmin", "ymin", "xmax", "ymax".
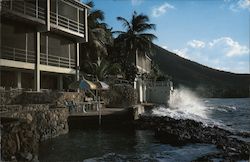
[
  {"xmin": 152, "ymin": 88, "xmax": 250, "ymax": 132},
  {"xmin": 39, "ymin": 88, "xmax": 250, "ymax": 162}
]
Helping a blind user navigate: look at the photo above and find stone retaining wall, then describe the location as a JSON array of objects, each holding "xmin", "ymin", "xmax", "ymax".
[
  {"xmin": 104, "ymin": 84, "xmax": 137, "ymax": 108},
  {"xmin": 0, "ymin": 90, "xmax": 85, "ymax": 107},
  {"xmin": 1, "ymin": 118, "xmax": 39, "ymax": 161},
  {"xmin": 1, "ymin": 104, "xmax": 69, "ymax": 161},
  {"xmin": 1, "ymin": 105, "xmax": 69, "ymax": 141}
]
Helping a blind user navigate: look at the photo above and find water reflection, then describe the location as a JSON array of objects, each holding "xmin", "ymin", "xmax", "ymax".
[{"xmin": 39, "ymin": 129, "xmax": 217, "ymax": 162}]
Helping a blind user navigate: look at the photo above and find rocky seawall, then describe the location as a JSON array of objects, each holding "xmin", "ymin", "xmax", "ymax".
[
  {"xmin": 1, "ymin": 105, "xmax": 69, "ymax": 161},
  {"xmin": 135, "ymin": 115, "xmax": 250, "ymax": 161}
]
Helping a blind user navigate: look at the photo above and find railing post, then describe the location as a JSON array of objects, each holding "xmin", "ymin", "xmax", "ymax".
[
  {"xmin": 56, "ymin": 0, "xmax": 58, "ymax": 26},
  {"xmin": 46, "ymin": 36, "xmax": 48, "ymax": 65},
  {"xmin": 77, "ymin": 8, "xmax": 79, "ymax": 33},
  {"xmin": 23, "ymin": 1, "xmax": 25, "ymax": 15},
  {"xmin": 25, "ymin": 33, "xmax": 28, "ymax": 62},
  {"xmin": 10, "ymin": 0, "xmax": 12, "ymax": 10},
  {"xmin": 68, "ymin": 19, "xmax": 69, "ymax": 29},
  {"xmin": 13, "ymin": 48, "xmax": 15, "ymax": 60},
  {"xmin": 36, "ymin": 0, "xmax": 38, "ymax": 18}
]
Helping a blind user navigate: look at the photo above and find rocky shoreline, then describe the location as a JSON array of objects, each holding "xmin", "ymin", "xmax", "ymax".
[{"xmin": 135, "ymin": 115, "xmax": 250, "ymax": 161}]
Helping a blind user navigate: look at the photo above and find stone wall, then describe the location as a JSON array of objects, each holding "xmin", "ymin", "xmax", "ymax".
[
  {"xmin": 103, "ymin": 83, "xmax": 137, "ymax": 108},
  {"xmin": 1, "ymin": 104, "xmax": 69, "ymax": 161},
  {"xmin": 1, "ymin": 104, "xmax": 69, "ymax": 141},
  {"xmin": 0, "ymin": 89, "xmax": 23, "ymax": 105},
  {"xmin": 1, "ymin": 118, "xmax": 39, "ymax": 162},
  {"xmin": 0, "ymin": 89, "xmax": 85, "ymax": 107}
]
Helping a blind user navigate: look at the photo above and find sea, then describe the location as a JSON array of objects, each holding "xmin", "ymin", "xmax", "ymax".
[{"xmin": 39, "ymin": 88, "xmax": 250, "ymax": 162}]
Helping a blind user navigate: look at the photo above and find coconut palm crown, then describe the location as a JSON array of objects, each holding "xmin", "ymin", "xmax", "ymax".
[
  {"xmin": 81, "ymin": 1, "xmax": 113, "ymax": 62},
  {"xmin": 114, "ymin": 11, "xmax": 157, "ymax": 57}
]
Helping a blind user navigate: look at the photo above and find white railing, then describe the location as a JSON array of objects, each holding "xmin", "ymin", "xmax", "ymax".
[
  {"xmin": 50, "ymin": 11, "xmax": 85, "ymax": 35},
  {"xmin": 2, "ymin": 0, "xmax": 46, "ymax": 20},
  {"xmin": 40, "ymin": 53, "xmax": 76, "ymax": 69},
  {"xmin": 2, "ymin": 0, "xmax": 85, "ymax": 35},
  {"xmin": 0, "ymin": 46, "xmax": 36, "ymax": 63},
  {"xmin": 0, "ymin": 46, "xmax": 75, "ymax": 69},
  {"xmin": 146, "ymin": 81, "xmax": 171, "ymax": 87}
]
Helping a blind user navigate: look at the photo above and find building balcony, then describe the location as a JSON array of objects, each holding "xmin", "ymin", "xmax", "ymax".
[
  {"xmin": 1, "ymin": 46, "xmax": 36, "ymax": 63},
  {"xmin": 0, "ymin": 46, "xmax": 76, "ymax": 69},
  {"xmin": 40, "ymin": 53, "xmax": 76, "ymax": 69},
  {"xmin": 1, "ymin": 0, "xmax": 46, "ymax": 24},
  {"xmin": 136, "ymin": 54, "xmax": 151, "ymax": 74},
  {"xmin": 1, "ymin": 0, "xmax": 88, "ymax": 40},
  {"xmin": 50, "ymin": 11, "xmax": 85, "ymax": 38}
]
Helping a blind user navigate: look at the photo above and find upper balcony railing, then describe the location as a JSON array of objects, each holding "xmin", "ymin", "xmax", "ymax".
[
  {"xmin": 50, "ymin": 11, "xmax": 84, "ymax": 35},
  {"xmin": 2, "ymin": 0, "xmax": 46, "ymax": 21},
  {"xmin": 2, "ymin": 0, "xmax": 85, "ymax": 36}
]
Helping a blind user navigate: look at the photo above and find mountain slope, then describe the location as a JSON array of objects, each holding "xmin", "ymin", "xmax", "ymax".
[{"xmin": 152, "ymin": 45, "xmax": 250, "ymax": 98}]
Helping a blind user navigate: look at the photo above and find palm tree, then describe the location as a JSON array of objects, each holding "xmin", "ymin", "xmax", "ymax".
[
  {"xmin": 81, "ymin": 1, "xmax": 113, "ymax": 65},
  {"xmin": 82, "ymin": 59, "xmax": 121, "ymax": 81},
  {"xmin": 113, "ymin": 11, "xmax": 157, "ymax": 81},
  {"xmin": 114, "ymin": 11, "xmax": 157, "ymax": 59}
]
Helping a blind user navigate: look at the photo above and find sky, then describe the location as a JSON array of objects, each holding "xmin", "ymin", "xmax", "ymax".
[{"xmin": 83, "ymin": 0, "xmax": 250, "ymax": 74}]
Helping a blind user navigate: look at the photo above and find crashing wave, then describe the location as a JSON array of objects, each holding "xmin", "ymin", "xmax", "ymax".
[{"xmin": 152, "ymin": 87, "xmax": 225, "ymax": 128}]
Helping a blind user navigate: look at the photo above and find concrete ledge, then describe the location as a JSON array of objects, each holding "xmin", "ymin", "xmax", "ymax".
[
  {"xmin": 0, "ymin": 59, "xmax": 35, "ymax": 70},
  {"xmin": 40, "ymin": 64, "xmax": 76, "ymax": 74}
]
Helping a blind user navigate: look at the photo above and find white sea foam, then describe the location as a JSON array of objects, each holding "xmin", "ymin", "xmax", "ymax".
[{"xmin": 152, "ymin": 87, "xmax": 223, "ymax": 127}]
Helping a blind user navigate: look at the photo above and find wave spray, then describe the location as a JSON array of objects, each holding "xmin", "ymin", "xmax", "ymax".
[{"xmin": 152, "ymin": 87, "xmax": 215, "ymax": 125}]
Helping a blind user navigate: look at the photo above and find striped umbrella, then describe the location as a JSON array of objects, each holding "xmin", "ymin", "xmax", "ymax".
[
  {"xmin": 69, "ymin": 79, "xmax": 97, "ymax": 90},
  {"xmin": 95, "ymin": 81, "xmax": 109, "ymax": 90}
]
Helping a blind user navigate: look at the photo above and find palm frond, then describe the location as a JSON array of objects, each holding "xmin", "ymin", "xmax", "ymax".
[{"xmin": 117, "ymin": 16, "xmax": 131, "ymax": 31}]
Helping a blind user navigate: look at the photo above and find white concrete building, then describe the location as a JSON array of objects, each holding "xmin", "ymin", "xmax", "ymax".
[{"xmin": 0, "ymin": 0, "xmax": 90, "ymax": 91}]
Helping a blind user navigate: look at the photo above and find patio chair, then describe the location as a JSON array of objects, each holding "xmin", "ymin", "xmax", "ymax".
[{"xmin": 64, "ymin": 100, "xmax": 77, "ymax": 112}]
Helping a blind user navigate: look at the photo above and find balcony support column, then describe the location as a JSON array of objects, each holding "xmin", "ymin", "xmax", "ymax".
[
  {"xmin": 77, "ymin": 8, "xmax": 79, "ymax": 32},
  {"xmin": 46, "ymin": 35, "xmax": 49, "ymax": 65},
  {"xmin": 17, "ymin": 71, "xmax": 22, "ymax": 89},
  {"xmin": 35, "ymin": 32, "xmax": 41, "ymax": 92},
  {"xmin": 68, "ymin": 44, "xmax": 71, "ymax": 68},
  {"xmin": 76, "ymin": 43, "xmax": 79, "ymax": 81},
  {"xmin": 58, "ymin": 74, "xmax": 63, "ymax": 91},
  {"xmin": 84, "ymin": 9, "xmax": 88, "ymax": 42},
  {"xmin": 46, "ymin": 0, "xmax": 50, "ymax": 31}
]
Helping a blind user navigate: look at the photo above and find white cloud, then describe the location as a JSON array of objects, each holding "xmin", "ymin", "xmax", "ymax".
[
  {"xmin": 237, "ymin": 0, "xmax": 250, "ymax": 10},
  {"xmin": 166, "ymin": 37, "xmax": 249, "ymax": 73},
  {"xmin": 173, "ymin": 48, "xmax": 189, "ymax": 59},
  {"xmin": 209, "ymin": 37, "xmax": 249, "ymax": 57},
  {"xmin": 152, "ymin": 2, "xmax": 175, "ymax": 17},
  {"xmin": 187, "ymin": 40, "xmax": 205, "ymax": 48},
  {"xmin": 131, "ymin": 0, "xmax": 143, "ymax": 6},
  {"xmin": 228, "ymin": 0, "xmax": 250, "ymax": 12}
]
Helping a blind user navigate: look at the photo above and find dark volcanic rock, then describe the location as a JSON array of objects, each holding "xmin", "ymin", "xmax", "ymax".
[
  {"xmin": 135, "ymin": 115, "xmax": 250, "ymax": 161},
  {"xmin": 1, "ymin": 117, "xmax": 39, "ymax": 162}
]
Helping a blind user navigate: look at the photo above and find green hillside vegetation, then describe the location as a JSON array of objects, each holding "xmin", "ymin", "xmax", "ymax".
[{"xmin": 152, "ymin": 45, "xmax": 250, "ymax": 98}]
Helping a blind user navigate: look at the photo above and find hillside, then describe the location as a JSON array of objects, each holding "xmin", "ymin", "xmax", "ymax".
[{"xmin": 152, "ymin": 45, "xmax": 250, "ymax": 98}]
